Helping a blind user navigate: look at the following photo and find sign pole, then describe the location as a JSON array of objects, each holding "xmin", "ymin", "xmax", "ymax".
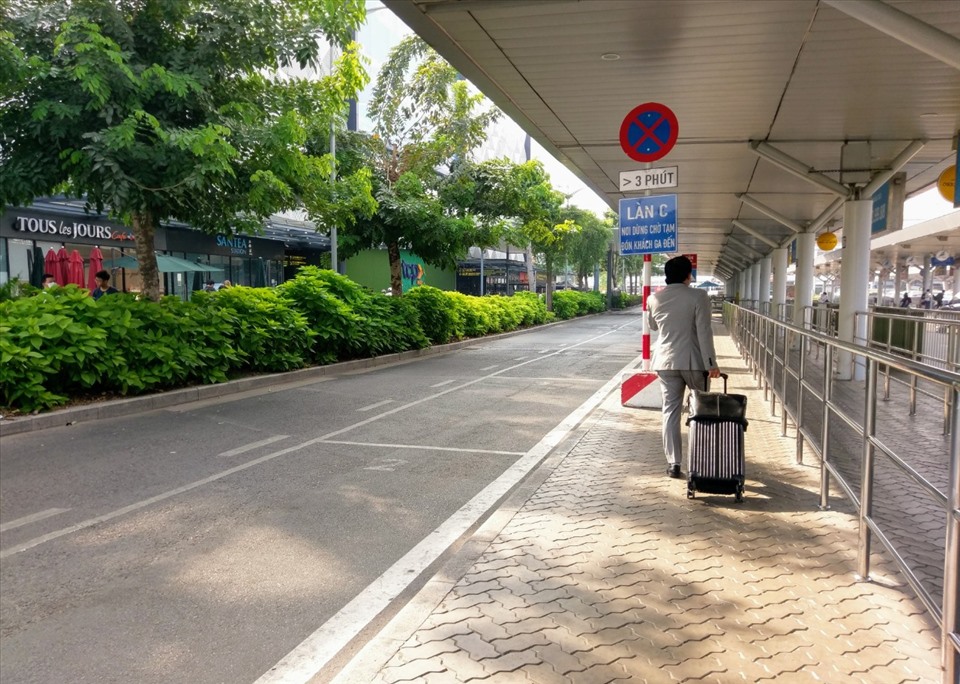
[{"xmin": 642, "ymin": 253, "xmax": 652, "ymax": 371}]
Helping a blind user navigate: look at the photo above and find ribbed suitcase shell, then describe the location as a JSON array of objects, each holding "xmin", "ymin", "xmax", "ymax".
[{"xmin": 687, "ymin": 420, "xmax": 745, "ymax": 501}]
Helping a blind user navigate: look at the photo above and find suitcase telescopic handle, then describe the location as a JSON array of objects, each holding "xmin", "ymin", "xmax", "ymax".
[{"xmin": 703, "ymin": 371, "xmax": 729, "ymax": 393}]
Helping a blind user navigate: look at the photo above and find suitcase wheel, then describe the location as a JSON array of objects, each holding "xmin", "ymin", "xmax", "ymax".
[{"xmin": 735, "ymin": 487, "xmax": 744, "ymax": 503}]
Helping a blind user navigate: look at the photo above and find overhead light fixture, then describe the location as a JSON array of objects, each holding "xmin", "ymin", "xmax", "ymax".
[{"xmin": 601, "ymin": 53, "xmax": 620, "ymax": 61}]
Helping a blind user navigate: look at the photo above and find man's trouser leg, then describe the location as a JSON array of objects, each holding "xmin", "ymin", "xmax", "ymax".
[{"xmin": 658, "ymin": 370, "xmax": 707, "ymax": 468}]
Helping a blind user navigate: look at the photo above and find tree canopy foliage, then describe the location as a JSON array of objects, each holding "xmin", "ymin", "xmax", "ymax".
[
  {"xmin": 1, "ymin": 0, "xmax": 374, "ymax": 299},
  {"xmin": 337, "ymin": 35, "xmax": 501, "ymax": 295}
]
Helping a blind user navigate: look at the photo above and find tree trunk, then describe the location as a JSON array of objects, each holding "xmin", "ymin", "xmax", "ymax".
[
  {"xmin": 387, "ymin": 240, "xmax": 403, "ymax": 297},
  {"xmin": 525, "ymin": 244, "xmax": 535, "ymax": 292},
  {"xmin": 545, "ymin": 257, "xmax": 554, "ymax": 311},
  {"xmin": 132, "ymin": 210, "xmax": 161, "ymax": 301}
]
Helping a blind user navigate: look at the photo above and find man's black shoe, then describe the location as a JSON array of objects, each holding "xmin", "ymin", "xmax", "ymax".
[{"xmin": 668, "ymin": 464, "xmax": 682, "ymax": 479}]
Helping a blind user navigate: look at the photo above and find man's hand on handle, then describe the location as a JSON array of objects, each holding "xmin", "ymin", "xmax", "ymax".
[{"xmin": 708, "ymin": 367, "xmax": 722, "ymax": 380}]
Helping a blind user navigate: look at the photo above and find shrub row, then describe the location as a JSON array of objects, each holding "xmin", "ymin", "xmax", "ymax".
[{"xmin": 0, "ymin": 269, "xmax": 615, "ymax": 413}]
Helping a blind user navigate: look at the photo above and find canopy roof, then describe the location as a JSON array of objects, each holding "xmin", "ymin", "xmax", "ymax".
[{"xmin": 385, "ymin": 0, "xmax": 960, "ymax": 278}]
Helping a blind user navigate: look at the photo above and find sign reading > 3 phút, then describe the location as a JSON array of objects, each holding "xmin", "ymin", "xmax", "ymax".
[
  {"xmin": 619, "ymin": 165, "xmax": 678, "ymax": 192},
  {"xmin": 619, "ymin": 194, "xmax": 677, "ymax": 255}
]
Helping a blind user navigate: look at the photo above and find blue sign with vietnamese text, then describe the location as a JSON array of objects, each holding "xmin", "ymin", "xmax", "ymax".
[{"xmin": 619, "ymin": 195, "xmax": 677, "ymax": 255}]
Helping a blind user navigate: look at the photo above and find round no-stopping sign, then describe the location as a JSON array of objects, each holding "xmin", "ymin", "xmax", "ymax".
[{"xmin": 619, "ymin": 102, "xmax": 679, "ymax": 163}]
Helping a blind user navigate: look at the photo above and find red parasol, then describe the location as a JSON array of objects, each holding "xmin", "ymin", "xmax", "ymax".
[
  {"xmin": 67, "ymin": 250, "xmax": 85, "ymax": 286},
  {"xmin": 56, "ymin": 247, "xmax": 70, "ymax": 286},
  {"xmin": 87, "ymin": 246, "xmax": 104, "ymax": 292},
  {"xmin": 44, "ymin": 249, "xmax": 60, "ymax": 285}
]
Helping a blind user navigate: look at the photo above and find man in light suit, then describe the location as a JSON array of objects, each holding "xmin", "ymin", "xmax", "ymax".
[{"xmin": 647, "ymin": 256, "xmax": 721, "ymax": 478}]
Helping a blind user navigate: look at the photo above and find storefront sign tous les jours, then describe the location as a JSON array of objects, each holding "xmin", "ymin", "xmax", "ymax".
[{"xmin": 13, "ymin": 215, "xmax": 136, "ymax": 242}]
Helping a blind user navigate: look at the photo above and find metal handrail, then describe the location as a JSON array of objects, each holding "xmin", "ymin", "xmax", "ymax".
[{"xmin": 724, "ymin": 302, "xmax": 960, "ymax": 684}]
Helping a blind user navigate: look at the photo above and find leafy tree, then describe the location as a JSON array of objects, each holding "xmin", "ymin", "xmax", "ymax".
[
  {"xmin": 468, "ymin": 157, "xmax": 569, "ymax": 304},
  {"xmin": 337, "ymin": 35, "xmax": 500, "ymax": 296},
  {"xmin": 1, "ymin": 0, "xmax": 374, "ymax": 300},
  {"xmin": 563, "ymin": 206, "xmax": 609, "ymax": 289}
]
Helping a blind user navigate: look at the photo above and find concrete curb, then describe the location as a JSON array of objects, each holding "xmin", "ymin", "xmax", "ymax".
[{"xmin": 0, "ymin": 312, "xmax": 629, "ymax": 438}]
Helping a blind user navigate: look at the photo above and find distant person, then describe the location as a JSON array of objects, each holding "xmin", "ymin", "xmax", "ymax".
[
  {"xmin": 819, "ymin": 291, "xmax": 830, "ymax": 305},
  {"xmin": 646, "ymin": 255, "xmax": 721, "ymax": 479},
  {"xmin": 899, "ymin": 293, "xmax": 912, "ymax": 308},
  {"xmin": 41, "ymin": 273, "xmax": 56, "ymax": 289},
  {"xmin": 92, "ymin": 270, "xmax": 118, "ymax": 300},
  {"xmin": 934, "ymin": 291, "xmax": 944, "ymax": 309},
  {"xmin": 921, "ymin": 289, "xmax": 932, "ymax": 309},
  {"xmin": 220, "ymin": 280, "xmax": 232, "ymax": 289},
  {"xmin": 204, "ymin": 280, "xmax": 216, "ymax": 292}
]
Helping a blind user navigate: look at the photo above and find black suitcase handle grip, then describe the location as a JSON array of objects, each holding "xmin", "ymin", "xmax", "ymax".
[{"xmin": 703, "ymin": 371, "xmax": 728, "ymax": 393}]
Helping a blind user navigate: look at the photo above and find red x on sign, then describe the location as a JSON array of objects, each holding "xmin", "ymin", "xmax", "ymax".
[{"xmin": 619, "ymin": 102, "xmax": 679, "ymax": 163}]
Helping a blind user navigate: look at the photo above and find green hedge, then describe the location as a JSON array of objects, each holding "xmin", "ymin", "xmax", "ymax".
[{"xmin": 0, "ymin": 272, "xmax": 600, "ymax": 413}]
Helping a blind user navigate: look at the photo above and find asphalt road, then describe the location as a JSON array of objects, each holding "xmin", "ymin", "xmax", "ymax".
[{"xmin": 0, "ymin": 310, "xmax": 645, "ymax": 684}]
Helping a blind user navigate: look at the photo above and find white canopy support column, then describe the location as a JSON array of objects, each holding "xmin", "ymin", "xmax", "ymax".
[
  {"xmin": 725, "ymin": 275, "xmax": 736, "ymax": 299},
  {"xmin": 759, "ymin": 256, "xmax": 772, "ymax": 315},
  {"xmin": 837, "ymin": 199, "xmax": 872, "ymax": 381},
  {"xmin": 772, "ymin": 247, "xmax": 788, "ymax": 320},
  {"xmin": 794, "ymin": 232, "xmax": 816, "ymax": 346},
  {"xmin": 750, "ymin": 263, "xmax": 762, "ymax": 307}
]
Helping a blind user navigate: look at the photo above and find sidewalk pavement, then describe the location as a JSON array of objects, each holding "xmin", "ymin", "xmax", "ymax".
[{"xmin": 330, "ymin": 328, "xmax": 943, "ymax": 684}]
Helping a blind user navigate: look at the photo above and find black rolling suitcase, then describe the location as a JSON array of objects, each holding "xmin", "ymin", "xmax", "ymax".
[{"xmin": 686, "ymin": 373, "xmax": 748, "ymax": 502}]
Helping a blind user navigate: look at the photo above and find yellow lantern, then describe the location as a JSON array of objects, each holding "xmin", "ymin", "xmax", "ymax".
[{"xmin": 816, "ymin": 232, "xmax": 838, "ymax": 251}]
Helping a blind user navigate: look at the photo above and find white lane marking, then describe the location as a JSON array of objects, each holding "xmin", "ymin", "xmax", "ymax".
[
  {"xmin": 0, "ymin": 508, "xmax": 70, "ymax": 533},
  {"xmin": 357, "ymin": 400, "xmax": 394, "ymax": 413},
  {"xmin": 430, "ymin": 379, "xmax": 456, "ymax": 388},
  {"xmin": 1, "ymin": 320, "xmax": 638, "ymax": 560},
  {"xmin": 539, "ymin": 349, "xmax": 551, "ymax": 354},
  {"xmin": 254, "ymin": 349, "xmax": 640, "ymax": 684},
  {"xmin": 363, "ymin": 458, "xmax": 407, "ymax": 472},
  {"xmin": 319, "ymin": 440, "xmax": 525, "ymax": 457},
  {"xmin": 513, "ymin": 356, "xmax": 527, "ymax": 361},
  {"xmin": 478, "ymin": 365, "xmax": 498, "ymax": 371},
  {"xmin": 218, "ymin": 435, "xmax": 289, "ymax": 457}
]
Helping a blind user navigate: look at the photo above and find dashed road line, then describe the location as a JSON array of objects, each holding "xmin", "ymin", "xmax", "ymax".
[
  {"xmin": 430, "ymin": 379, "xmax": 456, "ymax": 388},
  {"xmin": 0, "ymin": 508, "xmax": 70, "ymax": 533},
  {"xmin": 357, "ymin": 400, "xmax": 395, "ymax": 413},
  {"xmin": 218, "ymin": 435, "xmax": 289, "ymax": 457},
  {"xmin": 319, "ymin": 440, "xmax": 525, "ymax": 456}
]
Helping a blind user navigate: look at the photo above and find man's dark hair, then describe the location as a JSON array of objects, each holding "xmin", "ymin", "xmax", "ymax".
[
  {"xmin": 95, "ymin": 270, "xmax": 110, "ymax": 282},
  {"xmin": 42, "ymin": 273, "xmax": 54, "ymax": 280},
  {"xmin": 664, "ymin": 256, "xmax": 693, "ymax": 284}
]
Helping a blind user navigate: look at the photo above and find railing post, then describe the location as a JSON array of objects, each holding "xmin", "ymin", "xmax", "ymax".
[
  {"xmin": 943, "ymin": 385, "xmax": 960, "ymax": 684},
  {"xmin": 911, "ymin": 317, "xmax": 919, "ymax": 415},
  {"xmin": 782, "ymin": 324, "xmax": 790, "ymax": 437},
  {"xmin": 884, "ymin": 312, "xmax": 893, "ymax": 400},
  {"xmin": 820, "ymin": 343, "xmax": 834, "ymax": 510},
  {"xmin": 796, "ymin": 333, "xmax": 806, "ymax": 464},
  {"xmin": 857, "ymin": 358, "xmax": 878, "ymax": 580}
]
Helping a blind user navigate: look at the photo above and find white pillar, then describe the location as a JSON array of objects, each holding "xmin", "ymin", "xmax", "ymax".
[
  {"xmin": 837, "ymin": 199, "xmax": 872, "ymax": 381},
  {"xmin": 758, "ymin": 257, "xmax": 772, "ymax": 314},
  {"xmin": 726, "ymin": 276, "xmax": 736, "ymax": 298},
  {"xmin": 794, "ymin": 232, "xmax": 816, "ymax": 334},
  {"xmin": 749, "ymin": 263, "xmax": 759, "ymax": 307},
  {"xmin": 953, "ymin": 264, "xmax": 960, "ymax": 300},
  {"xmin": 772, "ymin": 247, "xmax": 788, "ymax": 320},
  {"xmin": 894, "ymin": 253, "xmax": 902, "ymax": 300},
  {"xmin": 737, "ymin": 271, "xmax": 746, "ymax": 301}
]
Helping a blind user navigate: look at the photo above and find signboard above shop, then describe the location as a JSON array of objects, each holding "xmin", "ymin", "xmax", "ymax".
[
  {"xmin": 619, "ymin": 166, "xmax": 678, "ymax": 193},
  {"xmin": 619, "ymin": 194, "xmax": 678, "ymax": 255}
]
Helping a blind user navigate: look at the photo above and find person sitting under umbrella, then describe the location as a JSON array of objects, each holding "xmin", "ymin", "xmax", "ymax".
[
  {"xmin": 92, "ymin": 270, "xmax": 119, "ymax": 300},
  {"xmin": 41, "ymin": 273, "xmax": 56, "ymax": 289}
]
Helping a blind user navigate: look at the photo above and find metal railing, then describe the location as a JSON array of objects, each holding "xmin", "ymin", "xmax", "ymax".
[{"xmin": 725, "ymin": 302, "xmax": 960, "ymax": 684}]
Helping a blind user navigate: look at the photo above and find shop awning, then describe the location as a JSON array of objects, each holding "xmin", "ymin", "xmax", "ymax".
[{"xmin": 103, "ymin": 254, "xmax": 224, "ymax": 273}]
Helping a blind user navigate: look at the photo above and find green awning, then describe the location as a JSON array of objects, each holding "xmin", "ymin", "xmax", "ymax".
[{"xmin": 102, "ymin": 255, "xmax": 224, "ymax": 273}]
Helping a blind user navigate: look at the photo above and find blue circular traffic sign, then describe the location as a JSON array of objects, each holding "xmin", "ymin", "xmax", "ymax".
[{"xmin": 619, "ymin": 102, "xmax": 679, "ymax": 163}]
